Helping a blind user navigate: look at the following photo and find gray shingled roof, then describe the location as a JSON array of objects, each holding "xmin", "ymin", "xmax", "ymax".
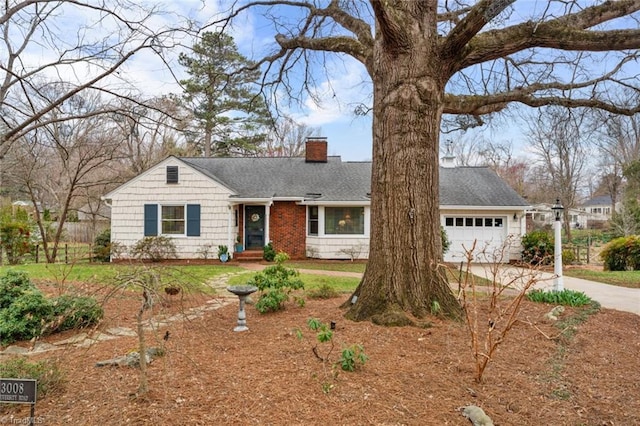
[
  {"xmin": 439, "ymin": 167, "xmax": 529, "ymax": 207},
  {"xmin": 180, "ymin": 156, "xmax": 371, "ymax": 201},
  {"xmin": 582, "ymin": 194, "xmax": 613, "ymax": 207},
  {"xmin": 179, "ymin": 157, "xmax": 528, "ymax": 207}
]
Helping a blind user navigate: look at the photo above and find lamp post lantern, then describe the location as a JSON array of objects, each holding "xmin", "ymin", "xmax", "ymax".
[{"xmin": 551, "ymin": 199, "xmax": 564, "ymax": 291}]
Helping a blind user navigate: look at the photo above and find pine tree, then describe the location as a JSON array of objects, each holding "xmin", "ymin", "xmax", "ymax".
[{"xmin": 178, "ymin": 32, "xmax": 271, "ymax": 157}]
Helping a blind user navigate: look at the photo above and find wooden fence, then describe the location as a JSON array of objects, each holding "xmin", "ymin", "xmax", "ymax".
[
  {"xmin": 566, "ymin": 244, "xmax": 591, "ymax": 264},
  {"xmin": 0, "ymin": 221, "xmax": 109, "ymax": 265},
  {"xmin": 63, "ymin": 222, "xmax": 109, "ymax": 244},
  {"xmin": 0, "ymin": 243, "xmax": 97, "ymax": 265}
]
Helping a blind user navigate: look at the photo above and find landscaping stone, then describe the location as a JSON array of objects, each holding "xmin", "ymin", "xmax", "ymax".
[
  {"xmin": 461, "ymin": 405, "xmax": 494, "ymax": 426},
  {"xmin": 53, "ymin": 333, "xmax": 89, "ymax": 346},
  {"xmin": 544, "ymin": 305, "xmax": 565, "ymax": 321},
  {"xmin": 105, "ymin": 327, "xmax": 137, "ymax": 337},
  {"xmin": 91, "ymin": 332, "xmax": 119, "ymax": 342},
  {"xmin": 95, "ymin": 347, "xmax": 164, "ymax": 368},
  {"xmin": 30, "ymin": 342, "xmax": 60, "ymax": 353},
  {"xmin": 73, "ymin": 338, "xmax": 98, "ymax": 348},
  {"xmin": 0, "ymin": 345, "xmax": 30, "ymax": 355}
]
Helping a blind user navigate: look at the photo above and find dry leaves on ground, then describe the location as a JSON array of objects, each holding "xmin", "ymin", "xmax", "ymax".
[{"xmin": 1, "ymin": 284, "xmax": 639, "ymax": 426}]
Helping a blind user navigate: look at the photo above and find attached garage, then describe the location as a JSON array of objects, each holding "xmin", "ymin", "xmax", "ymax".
[
  {"xmin": 443, "ymin": 215, "xmax": 510, "ymax": 262},
  {"xmin": 439, "ymin": 166, "xmax": 529, "ymax": 264}
]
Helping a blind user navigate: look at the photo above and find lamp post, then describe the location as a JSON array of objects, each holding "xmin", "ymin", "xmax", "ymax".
[{"xmin": 551, "ymin": 199, "xmax": 564, "ymax": 292}]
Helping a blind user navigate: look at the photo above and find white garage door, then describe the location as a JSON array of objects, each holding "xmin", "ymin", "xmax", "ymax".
[{"xmin": 443, "ymin": 216, "xmax": 508, "ymax": 263}]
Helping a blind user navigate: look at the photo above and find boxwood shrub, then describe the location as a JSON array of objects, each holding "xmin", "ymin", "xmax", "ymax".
[
  {"xmin": 521, "ymin": 230, "xmax": 554, "ymax": 265},
  {"xmin": 93, "ymin": 228, "xmax": 111, "ymax": 262},
  {"xmin": 0, "ymin": 270, "xmax": 103, "ymax": 345},
  {"xmin": 50, "ymin": 294, "xmax": 104, "ymax": 332},
  {"xmin": 600, "ymin": 235, "xmax": 640, "ymax": 271},
  {"xmin": 0, "ymin": 289, "xmax": 53, "ymax": 345},
  {"xmin": 0, "ymin": 270, "xmax": 35, "ymax": 309}
]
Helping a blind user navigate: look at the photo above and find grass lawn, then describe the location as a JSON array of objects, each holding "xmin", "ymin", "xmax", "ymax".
[
  {"xmin": 564, "ymin": 268, "xmax": 640, "ymax": 289},
  {"xmin": 6, "ymin": 260, "xmax": 634, "ymax": 295},
  {"xmin": 286, "ymin": 261, "xmax": 366, "ymax": 273},
  {"xmin": 0, "ymin": 263, "xmax": 244, "ymax": 292},
  {"xmin": 227, "ymin": 271, "xmax": 361, "ymax": 294}
]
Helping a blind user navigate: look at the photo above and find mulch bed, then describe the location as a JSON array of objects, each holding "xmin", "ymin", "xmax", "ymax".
[{"xmin": 1, "ymin": 285, "xmax": 639, "ymax": 425}]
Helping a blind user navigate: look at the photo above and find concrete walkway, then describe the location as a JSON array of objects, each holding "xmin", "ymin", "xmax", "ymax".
[
  {"xmin": 241, "ymin": 262, "xmax": 639, "ymax": 316},
  {"xmin": 469, "ymin": 264, "xmax": 640, "ymax": 316}
]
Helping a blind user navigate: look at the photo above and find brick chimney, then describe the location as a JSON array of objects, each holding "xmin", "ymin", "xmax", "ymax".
[{"xmin": 305, "ymin": 137, "xmax": 328, "ymax": 163}]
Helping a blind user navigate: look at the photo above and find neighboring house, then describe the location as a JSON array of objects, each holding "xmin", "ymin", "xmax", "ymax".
[
  {"xmin": 580, "ymin": 195, "xmax": 621, "ymax": 226},
  {"xmin": 11, "ymin": 200, "xmax": 33, "ymax": 215},
  {"xmin": 103, "ymin": 138, "xmax": 529, "ymax": 263},
  {"xmin": 11, "ymin": 200, "xmax": 55, "ymax": 220},
  {"xmin": 528, "ymin": 203, "xmax": 588, "ymax": 230}
]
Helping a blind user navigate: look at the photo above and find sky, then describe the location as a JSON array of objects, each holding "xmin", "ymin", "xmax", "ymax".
[
  {"xmin": 5, "ymin": 0, "xmax": 536, "ymax": 163},
  {"xmin": 122, "ymin": 0, "xmax": 565, "ymax": 162},
  {"xmin": 114, "ymin": 0, "xmax": 533, "ymax": 163},
  {"xmin": 117, "ymin": 0, "xmax": 379, "ymax": 161},
  {"xmin": 5, "ymin": 0, "xmax": 635, "ymax": 164}
]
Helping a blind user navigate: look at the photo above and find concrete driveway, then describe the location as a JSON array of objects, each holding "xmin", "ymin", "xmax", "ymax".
[
  {"xmin": 469, "ymin": 265, "xmax": 640, "ymax": 316},
  {"xmin": 239, "ymin": 262, "xmax": 639, "ymax": 315}
]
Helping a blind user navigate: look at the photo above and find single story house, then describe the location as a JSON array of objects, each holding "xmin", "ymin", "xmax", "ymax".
[
  {"xmin": 580, "ymin": 194, "xmax": 621, "ymax": 227},
  {"xmin": 103, "ymin": 138, "xmax": 529, "ymax": 263},
  {"xmin": 528, "ymin": 203, "xmax": 588, "ymax": 230}
]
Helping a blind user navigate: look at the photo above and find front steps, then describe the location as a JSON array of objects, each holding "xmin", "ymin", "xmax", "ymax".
[{"xmin": 233, "ymin": 250, "xmax": 263, "ymax": 262}]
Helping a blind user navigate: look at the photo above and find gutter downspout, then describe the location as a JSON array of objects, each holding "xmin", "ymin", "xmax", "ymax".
[
  {"xmin": 265, "ymin": 200, "xmax": 273, "ymax": 246},
  {"xmin": 227, "ymin": 205, "xmax": 233, "ymax": 258}
]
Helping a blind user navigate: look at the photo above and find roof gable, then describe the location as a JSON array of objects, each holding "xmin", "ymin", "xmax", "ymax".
[{"xmin": 103, "ymin": 156, "xmax": 235, "ymax": 199}]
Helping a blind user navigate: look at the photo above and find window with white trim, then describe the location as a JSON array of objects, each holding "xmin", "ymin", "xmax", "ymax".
[
  {"xmin": 162, "ymin": 205, "xmax": 185, "ymax": 234},
  {"xmin": 325, "ymin": 207, "xmax": 364, "ymax": 235},
  {"xmin": 144, "ymin": 204, "xmax": 200, "ymax": 237},
  {"xmin": 308, "ymin": 206, "xmax": 319, "ymax": 235}
]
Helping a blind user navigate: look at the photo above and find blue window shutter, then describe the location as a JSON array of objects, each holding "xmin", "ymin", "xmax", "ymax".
[
  {"xmin": 186, "ymin": 204, "xmax": 201, "ymax": 236},
  {"xmin": 144, "ymin": 204, "xmax": 158, "ymax": 236}
]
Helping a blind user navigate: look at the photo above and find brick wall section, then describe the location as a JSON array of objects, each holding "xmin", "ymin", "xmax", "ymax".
[
  {"xmin": 305, "ymin": 139, "xmax": 327, "ymax": 163},
  {"xmin": 269, "ymin": 201, "xmax": 307, "ymax": 259}
]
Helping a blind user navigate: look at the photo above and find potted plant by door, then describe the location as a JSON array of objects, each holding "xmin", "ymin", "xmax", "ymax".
[
  {"xmin": 234, "ymin": 235, "xmax": 244, "ymax": 253},
  {"xmin": 218, "ymin": 245, "xmax": 229, "ymax": 262}
]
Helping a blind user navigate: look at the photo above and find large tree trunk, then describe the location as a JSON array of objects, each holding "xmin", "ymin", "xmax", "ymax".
[{"xmin": 345, "ymin": 20, "xmax": 462, "ymax": 324}]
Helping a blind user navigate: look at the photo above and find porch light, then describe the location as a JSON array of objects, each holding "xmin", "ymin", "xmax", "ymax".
[
  {"xmin": 551, "ymin": 199, "xmax": 564, "ymax": 221},
  {"xmin": 551, "ymin": 198, "xmax": 564, "ymax": 292}
]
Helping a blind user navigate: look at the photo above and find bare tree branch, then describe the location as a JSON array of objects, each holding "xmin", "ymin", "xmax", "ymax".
[
  {"xmin": 460, "ymin": 0, "xmax": 640, "ymax": 69},
  {"xmin": 442, "ymin": 0, "xmax": 515, "ymax": 59},
  {"xmin": 1, "ymin": 1, "xmax": 193, "ymax": 152}
]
